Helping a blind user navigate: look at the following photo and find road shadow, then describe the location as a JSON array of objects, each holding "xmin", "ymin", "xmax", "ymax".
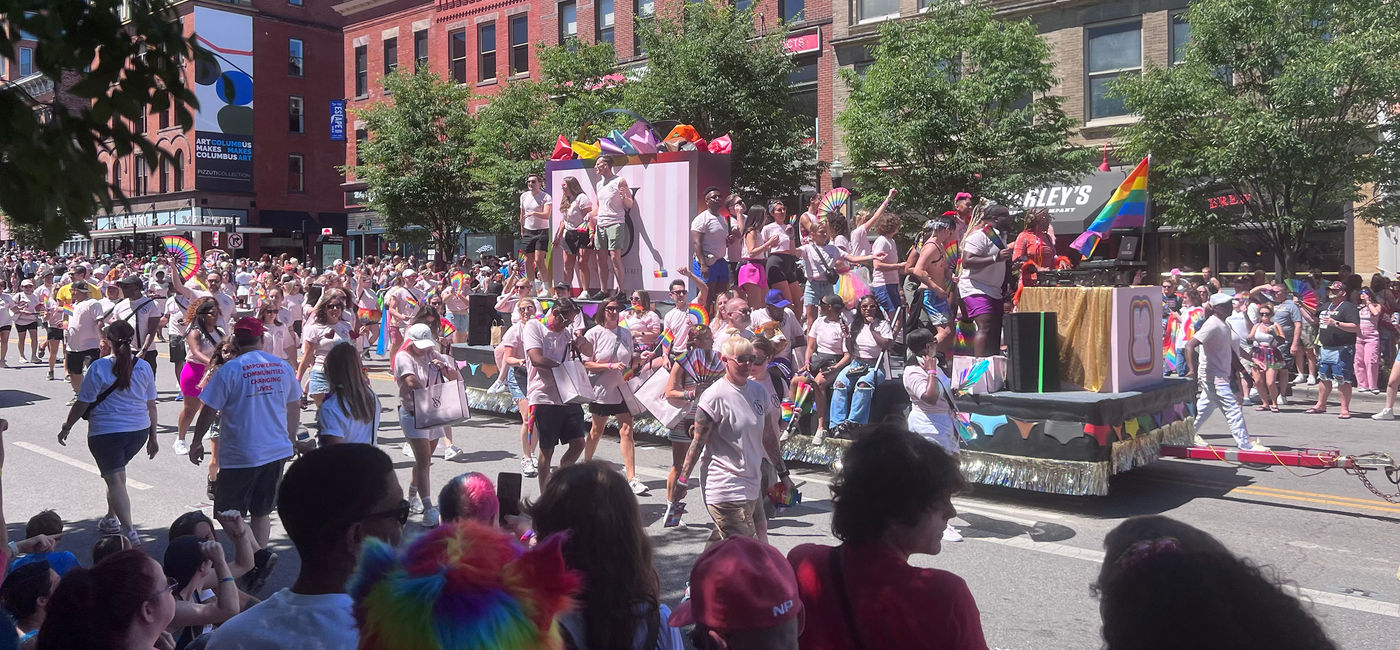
[{"xmin": 0, "ymin": 389, "xmax": 48, "ymax": 409}]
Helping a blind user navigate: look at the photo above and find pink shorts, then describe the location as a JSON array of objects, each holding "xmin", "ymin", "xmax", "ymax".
[
  {"xmin": 179, "ymin": 362, "xmax": 206, "ymax": 398},
  {"xmin": 738, "ymin": 261, "xmax": 767, "ymax": 288}
]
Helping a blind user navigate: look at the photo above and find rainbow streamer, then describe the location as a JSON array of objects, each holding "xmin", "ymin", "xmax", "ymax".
[
  {"xmin": 376, "ymin": 313, "xmax": 388, "ymax": 356},
  {"xmin": 687, "ymin": 303, "xmax": 709, "ymax": 326},
  {"xmin": 1071, "ymin": 156, "xmax": 1150, "ymax": 258},
  {"xmin": 161, "ymin": 235, "xmax": 201, "ymax": 281},
  {"xmin": 440, "ymin": 317, "xmax": 456, "ymax": 337}
]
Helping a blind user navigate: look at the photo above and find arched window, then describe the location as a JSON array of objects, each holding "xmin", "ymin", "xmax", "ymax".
[
  {"xmin": 112, "ymin": 159, "xmax": 122, "ymax": 190},
  {"xmin": 160, "ymin": 156, "xmax": 170, "ymax": 193},
  {"xmin": 173, "ymin": 150, "xmax": 185, "ymax": 191}
]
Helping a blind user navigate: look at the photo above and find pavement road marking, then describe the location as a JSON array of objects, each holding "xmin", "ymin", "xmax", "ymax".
[
  {"xmin": 974, "ymin": 535, "xmax": 1400, "ymax": 618},
  {"xmin": 1138, "ymin": 473, "xmax": 1400, "ymax": 515},
  {"xmin": 13, "ymin": 441, "xmax": 154, "ymax": 490}
]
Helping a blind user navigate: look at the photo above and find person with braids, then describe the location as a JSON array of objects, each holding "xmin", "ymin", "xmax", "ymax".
[
  {"xmin": 174, "ymin": 297, "xmax": 222, "ymax": 458},
  {"xmin": 1095, "ymin": 515, "xmax": 1338, "ymax": 650},
  {"xmin": 37, "ymin": 550, "xmax": 176, "ymax": 650},
  {"xmin": 55, "ymin": 320, "xmax": 159, "ymax": 548},
  {"xmin": 828, "ymin": 295, "xmax": 893, "ymax": 437},
  {"xmin": 531, "ymin": 462, "xmax": 685, "ymax": 650},
  {"xmin": 316, "ymin": 342, "xmax": 380, "ymax": 445}
]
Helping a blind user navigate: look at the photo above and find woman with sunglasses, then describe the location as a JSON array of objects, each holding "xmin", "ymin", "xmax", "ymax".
[
  {"xmin": 256, "ymin": 301, "xmax": 294, "ymax": 365},
  {"xmin": 663, "ymin": 324, "xmax": 721, "ymax": 526},
  {"xmin": 1247, "ymin": 304, "xmax": 1286, "ymax": 413},
  {"xmin": 295, "ymin": 295, "xmax": 354, "ymax": 409},
  {"xmin": 828, "ymin": 295, "xmax": 893, "ymax": 437},
  {"xmin": 802, "ymin": 294, "xmax": 853, "ymax": 445},
  {"xmin": 175, "ymin": 297, "xmax": 222, "ymax": 457},
  {"xmin": 498, "ymin": 299, "xmax": 541, "ymax": 477},
  {"xmin": 583, "ymin": 296, "xmax": 648, "ymax": 496},
  {"xmin": 672, "ymin": 336, "xmax": 793, "ymax": 542},
  {"xmin": 761, "ymin": 200, "xmax": 803, "ymax": 314},
  {"xmin": 621, "ymin": 290, "xmax": 663, "ymax": 373}
]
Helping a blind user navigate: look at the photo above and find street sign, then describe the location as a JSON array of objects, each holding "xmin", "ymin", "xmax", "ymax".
[
  {"xmin": 321, "ymin": 227, "xmax": 333, "ymax": 235},
  {"xmin": 211, "ymin": 231, "xmax": 220, "ymax": 247},
  {"xmin": 228, "ymin": 232, "xmax": 244, "ymax": 249}
]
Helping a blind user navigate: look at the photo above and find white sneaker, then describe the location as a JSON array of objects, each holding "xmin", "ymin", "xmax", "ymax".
[
  {"xmin": 521, "ymin": 457, "xmax": 538, "ymax": 478},
  {"xmin": 1307, "ymin": 375, "xmax": 1317, "ymax": 385},
  {"xmin": 1372, "ymin": 408, "xmax": 1395, "ymax": 421},
  {"xmin": 422, "ymin": 506, "xmax": 440, "ymax": 528},
  {"xmin": 1291, "ymin": 374, "xmax": 1307, "ymax": 385},
  {"xmin": 1279, "ymin": 394, "xmax": 1289, "ymax": 405},
  {"xmin": 629, "ymin": 478, "xmax": 650, "ymax": 496},
  {"xmin": 401, "ymin": 441, "xmax": 413, "ymax": 457},
  {"xmin": 98, "ymin": 516, "xmax": 122, "ymax": 535},
  {"xmin": 1239, "ymin": 440, "xmax": 1271, "ymax": 452},
  {"xmin": 1241, "ymin": 397, "xmax": 1253, "ymax": 406},
  {"xmin": 408, "ymin": 494, "xmax": 424, "ymax": 515},
  {"xmin": 172, "ymin": 439, "xmax": 190, "ymax": 455},
  {"xmin": 442, "ymin": 445, "xmax": 464, "ymax": 461},
  {"xmin": 125, "ymin": 529, "xmax": 143, "ymax": 548},
  {"xmin": 1192, "ymin": 434, "xmax": 1211, "ymax": 447},
  {"xmin": 942, "ymin": 523, "xmax": 963, "ymax": 542},
  {"xmin": 812, "ymin": 428, "xmax": 828, "ymax": 446}
]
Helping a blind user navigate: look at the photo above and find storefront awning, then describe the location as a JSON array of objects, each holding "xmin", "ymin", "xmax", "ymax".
[{"xmin": 1015, "ymin": 168, "xmax": 1133, "ymax": 235}]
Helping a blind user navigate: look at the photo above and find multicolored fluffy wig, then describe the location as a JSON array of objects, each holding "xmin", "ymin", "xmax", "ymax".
[{"xmin": 349, "ymin": 520, "xmax": 582, "ymax": 650}]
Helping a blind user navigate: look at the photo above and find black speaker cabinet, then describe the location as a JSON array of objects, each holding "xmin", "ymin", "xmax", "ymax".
[
  {"xmin": 467, "ymin": 293, "xmax": 496, "ymax": 345},
  {"xmin": 1006, "ymin": 312, "xmax": 1060, "ymax": 393}
]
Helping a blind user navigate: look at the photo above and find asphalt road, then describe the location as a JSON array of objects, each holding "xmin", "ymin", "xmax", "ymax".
[{"xmin": 2, "ymin": 350, "xmax": 1398, "ymax": 649}]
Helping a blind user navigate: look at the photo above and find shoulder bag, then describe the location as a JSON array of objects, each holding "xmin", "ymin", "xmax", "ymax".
[
  {"xmin": 412, "ymin": 359, "xmax": 472, "ymax": 429},
  {"xmin": 551, "ymin": 343, "xmax": 596, "ymax": 405}
]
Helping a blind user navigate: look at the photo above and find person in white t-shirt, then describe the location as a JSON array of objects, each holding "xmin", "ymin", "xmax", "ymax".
[
  {"xmin": 661, "ymin": 280, "xmax": 699, "ymax": 358},
  {"xmin": 519, "ymin": 174, "xmax": 554, "ymax": 290},
  {"xmin": 750, "ymin": 290, "xmax": 806, "ymax": 366},
  {"xmin": 316, "ymin": 342, "xmax": 380, "ymax": 446},
  {"xmin": 394, "ymin": 323, "xmax": 462, "ymax": 529},
  {"xmin": 56, "ymin": 320, "xmax": 158, "ymax": 547},
  {"xmin": 64, "ymin": 282, "xmax": 105, "ymax": 401},
  {"xmin": 205, "ymin": 444, "xmax": 403, "ymax": 650},
  {"xmin": 385, "ymin": 271, "xmax": 425, "ymax": 353},
  {"xmin": 956, "ymin": 205, "xmax": 1013, "ymax": 356},
  {"xmin": 582, "ymin": 295, "xmax": 650, "ymax": 496},
  {"xmin": 1187, "ymin": 293, "xmax": 1268, "ymax": 452},
  {"xmin": 901, "ymin": 327, "xmax": 964, "ymax": 543},
  {"xmin": 296, "ymin": 296, "xmax": 355, "ymax": 408},
  {"xmin": 690, "ymin": 188, "xmax": 733, "ymax": 311},
  {"xmin": 673, "ymin": 336, "xmax": 794, "ymax": 544},
  {"xmin": 523, "ymin": 297, "xmax": 591, "ymax": 490},
  {"xmin": 497, "ymin": 299, "xmax": 541, "ymax": 478},
  {"xmin": 555, "ymin": 176, "xmax": 597, "ymax": 297},
  {"xmin": 587, "ymin": 156, "xmax": 634, "ymax": 295},
  {"xmin": 828, "ymin": 295, "xmax": 893, "ymax": 436},
  {"xmin": 869, "ymin": 206, "xmax": 906, "ymax": 316},
  {"xmin": 111, "ymin": 276, "xmax": 163, "ymax": 373}
]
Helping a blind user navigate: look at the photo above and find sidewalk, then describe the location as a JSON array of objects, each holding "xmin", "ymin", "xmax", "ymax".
[{"xmin": 1273, "ymin": 380, "xmax": 1389, "ymax": 408}]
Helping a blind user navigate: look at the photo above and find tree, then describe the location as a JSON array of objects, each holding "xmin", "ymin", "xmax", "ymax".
[
  {"xmin": 1113, "ymin": 0, "xmax": 1400, "ymax": 275},
  {"xmin": 346, "ymin": 71, "xmax": 477, "ymax": 260},
  {"xmin": 838, "ymin": 0, "xmax": 1089, "ymax": 219},
  {"xmin": 468, "ymin": 40, "xmax": 623, "ymax": 233},
  {"xmin": 1, "ymin": 0, "xmax": 202, "ymax": 247},
  {"xmin": 628, "ymin": 1, "xmax": 819, "ymax": 199}
]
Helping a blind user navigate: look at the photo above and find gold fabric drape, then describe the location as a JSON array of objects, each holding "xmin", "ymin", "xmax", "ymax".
[{"xmin": 1016, "ymin": 287, "xmax": 1116, "ymax": 392}]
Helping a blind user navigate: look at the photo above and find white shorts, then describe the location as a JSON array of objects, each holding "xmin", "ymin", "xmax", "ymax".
[{"xmin": 398, "ymin": 406, "xmax": 447, "ymax": 441}]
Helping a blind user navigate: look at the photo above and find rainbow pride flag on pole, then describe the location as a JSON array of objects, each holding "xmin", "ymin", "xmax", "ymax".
[{"xmin": 1071, "ymin": 156, "xmax": 1150, "ymax": 258}]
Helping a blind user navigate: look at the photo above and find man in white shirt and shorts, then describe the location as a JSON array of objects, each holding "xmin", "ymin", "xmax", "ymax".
[
  {"xmin": 519, "ymin": 174, "xmax": 553, "ymax": 292},
  {"xmin": 588, "ymin": 156, "xmax": 634, "ymax": 295}
]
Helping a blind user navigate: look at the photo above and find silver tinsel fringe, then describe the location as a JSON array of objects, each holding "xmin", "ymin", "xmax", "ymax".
[
  {"xmin": 781, "ymin": 434, "xmax": 853, "ymax": 468},
  {"xmin": 1109, "ymin": 420, "xmax": 1193, "ymax": 475},
  {"xmin": 958, "ymin": 451, "xmax": 1112, "ymax": 496}
]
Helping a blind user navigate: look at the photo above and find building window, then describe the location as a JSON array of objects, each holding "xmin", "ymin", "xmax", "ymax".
[
  {"xmin": 1170, "ymin": 13, "xmax": 1190, "ymax": 66},
  {"xmin": 779, "ymin": 0, "xmax": 803, "ymax": 23},
  {"xmin": 856, "ymin": 0, "xmax": 895, "ymax": 22},
  {"xmin": 136, "ymin": 108, "xmax": 146, "ymax": 135},
  {"xmin": 449, "ymin": 29, "xmax": 467, "ymax": 83},
  {"xmin": 634, "ymin": 0, "xmax": 653, "ymax": 54},
  {"xmin": 383, "ymin": 36, "xmax": 398, "ymax": 75},
  {"xmin": 478, "ymin": 23, "xmax": 497, "ymax": 83},
  {"xmin": 160, "ymin": 157, "xmax": 169, "ymax": 193},
  {"xmin": 134, "ymin": 156, "xmax": 147, "ymax": 196},
  {"xmin": 288, "ymin": 154, "xmax": 305, "ymax": 192},
  {"xmin": 159, "ymin": 103, "xmax": 170, "ymax": 129},
  {"xmin": 559, "ymin": 1, "xmax": 577, "ymax": 42},
  {"xmin": 354, "ymin": 128, "xmax": 367, "ymax": 167},
  {"xmin": 736, "ymin": 0, "xmax": 750, "ymax": 10},
  {"xmin": 19, "ymin": 47, "xmax": 33, "ymax": 77},
  {"xmin": 510, "ymin": 16, "xmax": 529, "ymax": 75},
  {"xmin": 414, "ymin": 30, "xmax": 428, "ymax": 72},
  {"xmin": 789, "ymin": 57, "xmax": 818, "ymax": 146},
  {"xmin": 354, "ymin": 45, "xmax": 368, "ymax": 96},
  {"xmin": 289, "ymin": 38, "xmax": 304, "ymax": 76},
  {"xmin": 112, "ymin": 159, "xmax": 121, "ymax": 190},
  {"xmin": 596, "ymin": 0, "xmax": 613, "ymax": 45},
  {"xmin": 1085, "ymin": 20, "xmax": 1142, "ymax": 120},
  {"xmin": 289, "ymin": 0, "xmax": 303, "ymax": 6},
  {"xmin": 289, "ymin": 96, "xmax": 305, "ymax": 133},
  {"xmin": 173, "ymin": 151, "xmax": 184, "ymax": 191}
]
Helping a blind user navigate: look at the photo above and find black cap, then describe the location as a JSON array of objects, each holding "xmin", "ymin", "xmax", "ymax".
[
  {"xmin": 553, "ymin": 281, "xmax": 570, "ymax": 290},
  {"xmin": 116, "ymin": 275, "xmax": 143, "ymax": 286}
]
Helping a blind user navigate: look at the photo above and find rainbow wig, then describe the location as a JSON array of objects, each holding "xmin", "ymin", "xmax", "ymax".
[
  {"xmin": 350, "ymin": 520, "xmax": 582, "ymax": 650},
  {"xmin": 439, "ymin": 472, "xmax": 501, "ymax": 525}
]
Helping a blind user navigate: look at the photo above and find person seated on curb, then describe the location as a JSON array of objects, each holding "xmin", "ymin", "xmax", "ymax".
[{"xmin": 668, "ymin": 536, "xmax": 804, "ymax": 650}]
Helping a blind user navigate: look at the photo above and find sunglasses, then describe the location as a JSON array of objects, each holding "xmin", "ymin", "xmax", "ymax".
[
  {"xmin": 736, "ymin": 308, "xmax": 752, "ymax": 315},
  {"xmin": 327, "ymin": 303, "xmax": 345, "ymax": 309},
  {"xmin": 605, "ymin": 305, "xmax": 622, "ymax": 312},
  {"xmin": 729, "ymin": 354, "xmax": 759, "ymax": 365},
  {"xmin": 670, "ymin": 289, "xmax": 687, "ymax": 295},
  {"xmin": 362, "ymin": 499, "xmax": 411, "ymax": 526}
]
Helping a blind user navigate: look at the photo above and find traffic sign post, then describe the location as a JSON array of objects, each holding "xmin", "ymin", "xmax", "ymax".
[{"xmin": 228, "ymin": 232, "xmax": 244, "ymax": 249}]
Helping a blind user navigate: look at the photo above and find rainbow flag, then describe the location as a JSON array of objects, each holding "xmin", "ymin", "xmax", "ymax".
[
  {"xmin": 1071, "ymin": 156, "xmax": 1150, "ymax": 258},
  {"xmin": 660, "ymin": 329, "xmax": 676, "ymax": 349},
  {"xmin": 1162, "ymin": 312, "xmax": 1181, "ymax": 371}
]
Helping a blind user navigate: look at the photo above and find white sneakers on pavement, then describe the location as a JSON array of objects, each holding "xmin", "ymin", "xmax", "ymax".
[
  {"xmin": 629, "ymin": 478, "xmax": 650, "ymax": 496},
  {"xmin": 422, "ymin": 506, "xmax": 441, "ymax": 528},
  {"xmin": 172, "ymin": 439, "xmax": 190, "ymax": 456},
  {"xmin": 98, "ymin": 516, "xmax": 122, "ymax": 535},
  {"xmin": 1239, "ymin": 440, "xmax": 1271, "ymax": 452},
  {"xmin": 408, "ymin": 494, "xmax": 424, "ymax": 515},
  {"xmin": 942, "ymin": 523, "xmax": 963, "ymax": 542},
  {"xmin": 1372, "ymin": 408, "xmax": 1395, "ymax": 421},
  {"xmin": 442, "ymin": 445, "xmax": 465, "ymax": 461},
  {"xmin": 521, "ymin": 456, "xmax": 538, "ymax": 477}
]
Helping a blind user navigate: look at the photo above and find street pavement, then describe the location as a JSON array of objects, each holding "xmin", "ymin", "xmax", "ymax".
[{"xmin": 1, "ymin": 349, "xmax": 1398, "ymax": 649}]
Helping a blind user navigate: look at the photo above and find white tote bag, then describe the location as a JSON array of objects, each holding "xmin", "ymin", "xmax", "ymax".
[
  {"xmin": 552, "ymin": 345, "xmax": 596, "ymax": 405},
  {"xmin": 634, "ymin": 367, "xmax": 686, "ymax": 429},
  {"xmin": 412, "ymin": 368, "xmax": 472, "ymax": 429}
]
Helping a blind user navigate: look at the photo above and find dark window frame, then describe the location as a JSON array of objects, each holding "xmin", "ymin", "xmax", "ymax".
[
  {"xmin": 449, "ymin": 28, "xmax": 467, "ymax": 83},
  {"xmin": 509, "ymin": 15, "xmax": 530, "ymax": 75},
  {"xmin": 289, "ymin": 38, "xmax": 304, "ymax": 76},
  {"xmin": 288, "ymin": 153, "xmax": 305, "ymax": 193},
  {"xmin": 414, "ymin": 29, "xmax": 429, "ymax": 72},
  {"xmin": 354, "ymin": 45, "xmax": 368, "ymax": 97},
  {"xmin": 478, "ymin": 22, "xmax": 497, "ymax": 83},
  {"xmin": 383, "ymin": 36, "xmax": 398, "ymax": 76}
]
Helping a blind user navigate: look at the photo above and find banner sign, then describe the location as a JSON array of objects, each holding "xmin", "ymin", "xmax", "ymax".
[{"xmin": 330, "ymin": 100, "xmax": 347, "ymax": 141}]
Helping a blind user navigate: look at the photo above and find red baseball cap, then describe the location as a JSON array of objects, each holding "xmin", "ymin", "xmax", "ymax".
[
  {"xmin": 233, "ymin": 316, "xmax": 265, "ymax": 337},
  {"xmin": 668, "ymin": 537, "xmax": 804, "ymax": 632}
]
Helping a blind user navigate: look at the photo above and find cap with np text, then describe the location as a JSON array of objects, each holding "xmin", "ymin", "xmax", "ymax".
[
  {"xmin": 765, "ymin": 289, "xmax": 791, "ymax": 309},
  {"xmin": 669, "ymin": 536, "xmax": 804, "ymax": 632},
  {"xmin": 406, "ymin": 323, "xmax": 437, "ymax": 349},
  {"xmin": 1328, "ymin": 281, "xmax": 1346, "ymax": 292},
  {"xmin": 233, "ymin": 317, "xmax": 265, "ymax": 337},
  {"xmin": 1208, "ymin": 293, "xmax": 1233, "ymax": 307}
]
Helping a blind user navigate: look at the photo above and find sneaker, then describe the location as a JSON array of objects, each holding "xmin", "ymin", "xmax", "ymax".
[
  {"xmin": 422, "ymin": 506, "xmax": 441, "ymax": 528},
  {"xmin": 1239, "ymin": 440, "xmax": 1271, "ymax": 452},
  {"xmin": 64, "ymin": 396, "xmax": 77, "ymax": 406},
  {"xmin": 1372, "ymin": 408, "xmax": 1395, "ymax": 421},
  {"xmin": 629, "ymin": 478, "xmax": 650, "ymax": 496},
  {"xmin": 812, "ymin": 428, "xmax": 828, "ymax": 446},
  {"xmin": 241, "ymin": 549, "xmax": 277, "ymax": 594},
  {"xmin": 1291, "ymin": 374, "xmax": 1307, "ymax": 385},
  {"xmin": 408, "ymin": 493, "xmax": 424, "ymax": 515},
  {"xmin": 443, "ymin": 445, "xmax": 465, "ymax": 461},
  {"xmin": 942, "ymin": 523, "xmax": 963, "ymax": 542},
  {"xmin": 521, "ymin": 457, "xmax": 538, "ymax": 478},
  {"xmin": 1307, "ymin": 375, "xmax": 1317, "ymax": 385},
  {"xmin": 46, "ymin": 369, "xmax": 54, "ymax": 381},
  {"xmin": 401, "ymin": 441, "xmax": 413, "ymax": 457},
  {"xmin": 175, "ymin": 394, "xmax": 183, "ymax": 402},
  {"xmin": 1192, "ymin": 434, "xmax": 1211, "ymax": 447},
  {"xmin": 98, "ymin": 516, "xmax": 122, "ymax": 535},
  {"xmin": 125, "ymin": 529, "xmax": 142, "ymax": 548},
  {"xmin": 172, "ymin": 439, "xmax": 190, "ymax": 455},
  {"xmin": 1279, "ymin": 394, "xmax": 1289, "ymax": 406},
  {"xmin": 1248, "ymin": 388, "xmax": 1260, "ymax": 400},
  {"xmin": 1241, "ymin": 397, "xmax": 1253, "ymax": 407}
]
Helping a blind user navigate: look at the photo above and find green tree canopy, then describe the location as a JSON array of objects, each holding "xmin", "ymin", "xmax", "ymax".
[
  {"xmin": 346, "ymin": 71, "xmax": 477, "ymax": 261},
  {"xmin": 1113, "ymin": 0, "xmax": 1400, "ymax": 275},
  {"xmin": 1, "ymin": 0, "xmax": 202, "ymax": 247},
  {"xmin": 838, "ymin": 0, "xmax": 1089, "ymax": 221},
  {"xmin": 628, "ymin": 1, "xmax": 819, "ymax": 200}
]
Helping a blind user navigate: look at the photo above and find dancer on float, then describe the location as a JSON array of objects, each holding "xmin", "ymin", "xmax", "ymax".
[
  {"xmin": 738, "ymin": 204, "xmax": 778, "ymax": 310},
  {"xmin": 761, "ymin": 200, "xmax": 803, "ymax": 315},
  {"xmin": 691, "ymin": 187, "xmax": 733, "ymax": 313},
  {"xmin": 556, "ymin": 176, "xmax": 598, "ymax": 298},
  {"xmin": 588, "ymin": 156, "xmax": 634, "ymax": 298},
  {"xmin": 519, "ymin": 174, "xmax": 554, "ymax": 293}
]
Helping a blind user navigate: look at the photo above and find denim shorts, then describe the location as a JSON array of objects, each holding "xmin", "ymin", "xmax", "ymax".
[
  {"xmin": 506, "ymin": 367, "xmax": 527, "ymax": 401},
  {"xmin": 1317, "ymin": 345, "xmax": 1355, "ymax": 386},
  {"xmin": 803, "ymin": 279, "xmax": 835, "ymax": 308},
  {"xmin": 306, "ymin": 367, "xmax": 330, "ymax": 395},
  {"xmin": 448, "ymin": 311, "xmax": 469, "ymax": 333}
]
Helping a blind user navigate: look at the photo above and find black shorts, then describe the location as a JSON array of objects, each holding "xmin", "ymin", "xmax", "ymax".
[
  {"xmin": 14, "ymin": 321, "xmax": 38, "ymax": 332},
  {"xmin": 140, "ymin": 349, "xmax": 158, "ymax": 374},
  {"xmin": 809, "ymin": 352, "xmax": 842, "ymax": 384},
  {"xmin": 532, "ymin": 404, "xmax": 586, "ymax": 450},
  {"xmin": 88, "ymin": 428, "xmax": 150, "ymax": 476},
  {"xmin": 588, "ymin": 401, "xmax": 630, "ymax": 416},
  {"xmin": 45, "ymin": 326, "xmax": 64, "ymax": 341},
  {"xmin": 214, "ymin": 459, "xmax": 287, "ymax": 518},
  {"xmin": 766, "ymin": 254, "xmax": 799, "ymax": 286},
  {"xmin": 169, "ymin": 338, "xmax": 186, "ymax": 365},
  {"xmin": 522, "ymin": 228, "xmax": 550, "ymax": 254},
  {"xmin": 65, "ymin": 348, "xmax": 100, "ymax": 375},
  {"xmin": 563, "ymin": 229, "xmax": 594, "ymax": 255}
]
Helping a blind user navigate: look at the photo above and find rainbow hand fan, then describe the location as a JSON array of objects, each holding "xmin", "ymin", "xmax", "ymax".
[
  {"xmin": 440, "ymin": 317, "xmax": 456, "ymax": 337},
  {"xmin": 1285, "ymin": 279, "xmax": 1317, "ymax": 311},
  {"xmin": 687, "ymin": 303, "xmax": 709, "ymax": 326},
  {"xmin": 161, "ymin": 236, "xmax": 201, "ymax": 281},
  {"xmin": 449, "ymin": 272, "xmax": 468, "ymax": 289},
  {"xmin": 817, "ymin": 187, "xmax": 850, "ymax": 216}
]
